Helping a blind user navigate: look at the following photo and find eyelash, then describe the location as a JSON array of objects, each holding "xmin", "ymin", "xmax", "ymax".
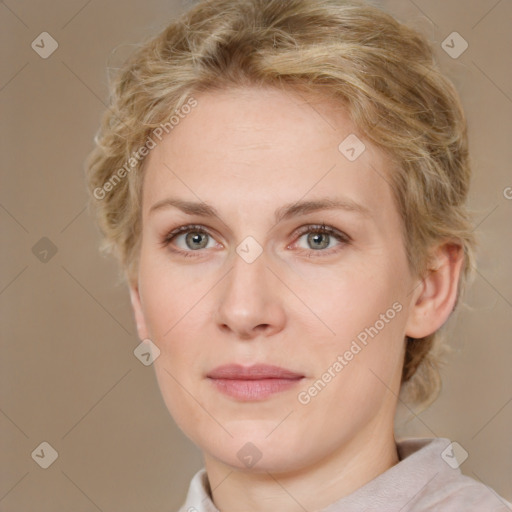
[{"xmin": 159, "ymin": 223, "xmax": 351, "ymax": 258}]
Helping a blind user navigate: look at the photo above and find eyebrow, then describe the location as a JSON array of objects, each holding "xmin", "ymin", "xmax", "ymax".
[{"xmin": 149, "ymin": 197, "xmax": 371, "ymax": 223}]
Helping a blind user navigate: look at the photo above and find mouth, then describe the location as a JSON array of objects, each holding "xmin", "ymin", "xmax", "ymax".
[{"xmin": 206, "ymin": 364, "xmax": 305, "ymax": 401}]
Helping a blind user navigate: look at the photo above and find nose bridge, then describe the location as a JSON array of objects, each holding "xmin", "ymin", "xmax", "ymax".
[
  {"xmin": 214, "ymin": 246, "xmax": 284, "ymax": 338},
  {"xmin": 224, "ymin": 248, "xmax": 271, "ymax": 312}
]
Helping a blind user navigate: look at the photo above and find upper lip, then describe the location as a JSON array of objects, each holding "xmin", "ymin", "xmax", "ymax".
[{"xmin": 207, "ymin": 364, "xmax": 304, "ymax": 380}]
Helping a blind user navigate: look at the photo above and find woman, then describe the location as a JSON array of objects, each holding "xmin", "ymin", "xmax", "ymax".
[{"xmin": 86, "ymin": 0, "xmax": 511, "ymax": 510}]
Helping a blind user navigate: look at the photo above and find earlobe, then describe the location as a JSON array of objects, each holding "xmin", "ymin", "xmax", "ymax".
[
  {"xmin": 405, "ymin": 243, "xmax": 464, "ymax": 339},
  {"xmin": 129, "ymin": 284, "xmax": 149, "ymax": 341}
]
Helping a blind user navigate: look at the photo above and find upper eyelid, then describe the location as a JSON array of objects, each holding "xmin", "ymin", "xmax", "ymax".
[{"xmin": 296, "ymin": 224, "xmax": 349, "ymax": 237}]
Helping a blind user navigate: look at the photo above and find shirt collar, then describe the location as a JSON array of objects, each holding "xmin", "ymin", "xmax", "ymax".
[{"xmin": 178, "ymin": 437, "xmax": 462, "ymax": 512}]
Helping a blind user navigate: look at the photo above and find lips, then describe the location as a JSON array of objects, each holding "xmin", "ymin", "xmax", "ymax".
[
  {"xmin": 207, "ymin": 364, "xmax": 304, "ymax": 380},
  {"xmin": 207, "ymin": 364, "xmax": 304, "ymax": 401}
]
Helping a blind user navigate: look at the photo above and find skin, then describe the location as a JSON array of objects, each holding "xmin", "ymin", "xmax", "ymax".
[{"xmin": 129, "ymin": 86, "xmax": 464, "ymax": 512}]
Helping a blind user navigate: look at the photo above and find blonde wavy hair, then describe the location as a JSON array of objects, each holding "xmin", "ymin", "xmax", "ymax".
[{"xmin": 86, "ymin": 0, "xmax": 476, "ymax": 408}]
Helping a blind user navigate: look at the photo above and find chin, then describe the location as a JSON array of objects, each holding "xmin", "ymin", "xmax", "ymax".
[{"xmin": 201, "ymin": 432, "xmax": 314, "ymax": 474}]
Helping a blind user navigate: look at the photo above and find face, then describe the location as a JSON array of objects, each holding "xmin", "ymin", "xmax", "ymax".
[{"xmin": 130, "ymin": 86, "xmax": 421, "ymax": 473}]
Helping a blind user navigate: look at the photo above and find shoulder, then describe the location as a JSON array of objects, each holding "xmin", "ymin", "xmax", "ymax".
[
  {"xmin": 397, "ymin": 438, "xmax": 511, "ymax": 511},
  {"xmin": 413, "ymin": 472, "xmax": 512, "ymax": 511}
]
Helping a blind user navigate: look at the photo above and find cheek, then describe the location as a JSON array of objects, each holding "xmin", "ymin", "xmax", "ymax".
[
  {"xmin": 138, "ymin": 251, "xmax": 202, "ymax": 339},
  {"xmin": 138, "ymin": 256, "xmax": 209, "ymax": 370},
  {"xmin": 139, "ymin": 269, "xmax": 207, "ymax": 432},
  {"xmin": 293, "ymin": 260, "xmax": 403, "ymax": 335},
  {"xmin": 295, "ymin": 303, "xmax": 406, "ymax": 430},
  {"xmin": 294, "ymin": 259, "xmax": 408, "ymax": 388}
]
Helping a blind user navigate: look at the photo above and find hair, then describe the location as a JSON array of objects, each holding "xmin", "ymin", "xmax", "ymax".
[{"xmin": 85, "ymin": 0, "xmax": 476, "ymax": 408}]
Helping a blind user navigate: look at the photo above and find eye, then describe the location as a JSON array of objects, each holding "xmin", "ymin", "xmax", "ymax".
[
  {"xmin": 160, "ymin": 224, "xmax": 219, "ymax": 257},
  {"xmin": 293, "ymin": 224, "xmax": 350, "ymax": 256}
]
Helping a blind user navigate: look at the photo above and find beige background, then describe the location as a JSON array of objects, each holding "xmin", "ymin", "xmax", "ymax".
[{"xmin": 1, "ymin": 0, "xmax": 511, "ymax": 510}]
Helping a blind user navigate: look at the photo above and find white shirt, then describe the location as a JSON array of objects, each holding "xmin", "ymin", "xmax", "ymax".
[{"xmin": 177, "ymin": 437, "xmax": 512, "ymax": 511}]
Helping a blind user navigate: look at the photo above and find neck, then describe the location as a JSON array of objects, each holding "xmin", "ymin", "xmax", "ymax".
[{"xmin": 203, "ymin": 419, "xmax": 399, "ymax": 512}]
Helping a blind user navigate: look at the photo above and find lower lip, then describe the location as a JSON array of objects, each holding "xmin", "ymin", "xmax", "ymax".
[{"xmin": 208, "ymin": 378, "xmax": 303, "ymax": 400}]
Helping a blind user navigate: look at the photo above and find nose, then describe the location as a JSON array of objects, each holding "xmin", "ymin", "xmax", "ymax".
[{"xmin": 213, "ymin": 249, "xmax": 286, "ymax": 340}]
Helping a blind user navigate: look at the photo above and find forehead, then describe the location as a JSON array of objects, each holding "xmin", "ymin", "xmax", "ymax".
[
  {"xmin": 154, "ymin": 86, "xmax": 353, "ymax": 162},
  {"xmin": 141, "ymin": 86, "xmax": 396, "ymax": 223}
]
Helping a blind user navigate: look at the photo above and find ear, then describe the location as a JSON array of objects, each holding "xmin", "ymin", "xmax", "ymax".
[
  {"xmin": 405, "ymin": 242, "xmax": 465, "ymax": 339},
  {"xmin": 129, "ymin": 282, "xmax": 150, "ymax": 341}
]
